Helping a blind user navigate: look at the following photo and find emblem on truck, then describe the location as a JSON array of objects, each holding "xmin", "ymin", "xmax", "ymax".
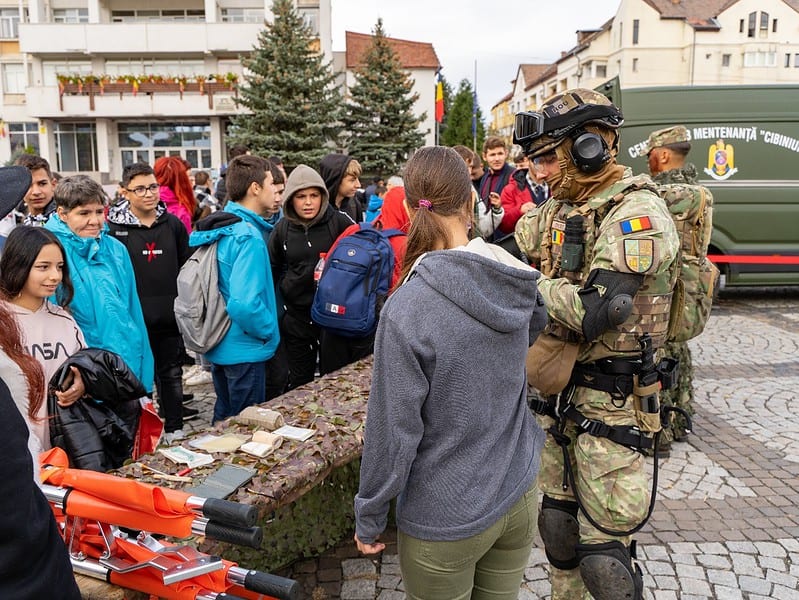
[{"xmin": 704, "ymin": 138, "xmax": 738, "ymax": 181}]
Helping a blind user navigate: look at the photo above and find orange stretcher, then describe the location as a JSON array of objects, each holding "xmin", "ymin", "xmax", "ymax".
[{"xmin": 40, "ymin": 448, "xmax": 297, "ymax": 600}]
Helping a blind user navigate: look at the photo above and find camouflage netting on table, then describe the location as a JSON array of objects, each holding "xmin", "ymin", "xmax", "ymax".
[{"xmin": 116, "ymin": 357, "xmax": 372, "ymax": 571}]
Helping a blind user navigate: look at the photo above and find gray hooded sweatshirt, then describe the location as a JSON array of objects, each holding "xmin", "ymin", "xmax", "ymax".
[{"xmin": 354, "ymin": 238, "xmax": 548, "ymax": 543}]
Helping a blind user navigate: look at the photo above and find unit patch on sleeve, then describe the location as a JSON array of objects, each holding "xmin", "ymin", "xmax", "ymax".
[
  {"xmin": 619, "ymin": 216, "xmax": 652, "ymax": 235},
  {"xmin": 623, "ymin": 239, "xmax": 654, "ymax": 273},
  {"xmin": 551, "ymin": 219, "xmax": 565, "ymax": 246}
]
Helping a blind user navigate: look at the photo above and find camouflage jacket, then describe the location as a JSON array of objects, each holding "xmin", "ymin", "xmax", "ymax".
[{"xmin": 514, "ymin": 168, "xmax": 680, "ymax": 361}]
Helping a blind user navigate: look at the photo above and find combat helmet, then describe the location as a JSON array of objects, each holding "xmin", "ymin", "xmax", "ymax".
[{"xmin": 513, "ymin": 88, "xmax": 623, "ymax": 163}]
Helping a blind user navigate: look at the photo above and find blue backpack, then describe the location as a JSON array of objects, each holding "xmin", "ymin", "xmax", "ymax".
[{"xmin": 311, "ymin": 223, "xmax": 404, "ymax": 338}]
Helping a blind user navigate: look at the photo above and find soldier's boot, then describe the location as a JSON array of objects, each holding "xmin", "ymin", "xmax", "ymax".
[{"xmin": 576, "ymin": 540, "xmax": 644, "ymax": 600}]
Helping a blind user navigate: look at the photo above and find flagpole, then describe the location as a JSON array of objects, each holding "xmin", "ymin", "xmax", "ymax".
[{"xmin": 472, "ymin": 59, "xmax": 478, "ymax": 154}]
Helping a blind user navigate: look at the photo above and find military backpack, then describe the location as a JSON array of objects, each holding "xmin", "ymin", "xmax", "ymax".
[{"xmin": 657, "ymin": 183, "xmax": 719, "ymax": 342}]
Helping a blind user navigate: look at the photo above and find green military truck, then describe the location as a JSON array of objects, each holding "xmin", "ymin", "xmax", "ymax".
[{"xmin": 600, "ymin": 78, "xmax": 799, "ymax": 287}]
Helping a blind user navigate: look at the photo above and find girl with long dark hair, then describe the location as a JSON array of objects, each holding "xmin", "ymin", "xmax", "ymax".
[{"xmin": 0, "ymin": 226, "xmax": 86, "ymax": 455}]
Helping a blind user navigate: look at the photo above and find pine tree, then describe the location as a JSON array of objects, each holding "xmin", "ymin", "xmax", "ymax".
[
  {"xmin": 228, "ymin": 0, "xmax": 342, "ymax": 170},
  {"xmin": 441, "ymin": 79, "xmax": 486, "ymax": 152},
  {"xmin": 342, "ymin": 19, "xmax": 426, "ymax": 177}
]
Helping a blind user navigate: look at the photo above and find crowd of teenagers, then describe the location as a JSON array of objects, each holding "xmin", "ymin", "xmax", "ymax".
[
  {"xmin": 0, "ymin": 140, "xmax": 543, "ymax": 589},
  {"xmin": 0, "ymin": 126, "xmax": 618, "ymax": 600}
]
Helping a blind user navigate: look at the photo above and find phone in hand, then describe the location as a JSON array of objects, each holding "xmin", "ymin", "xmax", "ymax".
[{"xmin": 56, "ymin": 366, "xmax": 74, "ymax": 392}]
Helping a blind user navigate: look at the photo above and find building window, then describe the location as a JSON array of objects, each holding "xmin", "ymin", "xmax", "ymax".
[
  {"xmin": 760, "ymin": 12, "xmax": 769, "ymax": 32},
  {"xmin": 722, "ymin": 54, "xmax": 731, "ymax": 67},
  {"xmin": 297, "ymin": 7, "xmax": 319, "ymax": 35},
  {"xmin": 739, "ymin": 19, "xmax": 744, "ymax": 33},
  {"xmin": 632, "ymin": 19, "xmax": 639, "ymax": 45},
  {"xmin": 747, "ymin": 12, "xmax": 756, "ymax": 37},
  {"xmin": 632, "ymin": 58, "xmax": 638, "ymax": 72},
  {"xmin": 54, "ymin": 123, "xmax": 98, "ymax": 172},
  {"xmin": 42, "ymin": 61, "xmax": 92, "ymax": 86},
  {"xmin": 2, "ymin": 63, "xmax": 26, "ymax": 93},
  {"xmin": 595, "ymin": 64, "xmax": 607, "ymax": 78},
  {"xmin": 105, "ymin": 59, "xmax": 204, "ymax": 78},
  {"xmin": 618, "ymin": 21, "xmax": 623, "ymax": 47},
  {"xmin": 795, "ymin": 54, "xmax": 799, "ymax": 68},
  {"xmin": 53, "ymin": 8, "xmax": 89, "ymax": 23},
  {"xmin": 0, "ymin": 8, "xmax": 22, "ymax": 39},
  {"xmin": 118, "ymin": 122, "xmax": 212, "ymax": 170},
  {"xmin": 743, "ymin": 51, "xmax": 777, "ymax": 68},
  {"xmin": 9, "ymin": 122, "xmax": 39, "ymax": 155},
  {"xmin": 220, "ymin": 8, "xmax": 264, "ymax": 23},
  {"xmin": 111, "ymin": 9, "xmax": 204, "ymax": 22},
  {"xmin": 773, "ymin": 19, "xmax": 778, "ymax": 33},
  {"xmin": 786, "ymin": 54, "xmax": 791, "ymax": 68}
]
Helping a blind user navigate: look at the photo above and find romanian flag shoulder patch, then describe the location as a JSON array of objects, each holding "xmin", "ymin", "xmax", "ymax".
[{"xmin": 619, "ymin": 216, "xmax": 653, "ymax": 235}]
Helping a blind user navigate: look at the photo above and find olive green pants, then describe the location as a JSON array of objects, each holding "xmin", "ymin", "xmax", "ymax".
[{"xmin": 397, "ymin": 482, "xmax": 539, "ymax": 600}]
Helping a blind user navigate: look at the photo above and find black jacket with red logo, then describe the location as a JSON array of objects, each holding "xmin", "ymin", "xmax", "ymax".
[{"xmin": 107, "ymin": 201, "xmax": 191, "ymax": 333}]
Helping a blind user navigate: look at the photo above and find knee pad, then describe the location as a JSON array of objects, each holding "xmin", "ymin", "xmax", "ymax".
[
  {"xmin": 576, "ymin": 540, "xmax": 643, "ymax": 600},
  {"xmin": 538, "ymin": 495, "xmax": 580, "ymax": 570}
]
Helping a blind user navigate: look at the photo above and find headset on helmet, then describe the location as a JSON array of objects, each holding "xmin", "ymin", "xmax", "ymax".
[{"xmin": 513, "ymin": 89, "xmax": 623, "ymax": 173}]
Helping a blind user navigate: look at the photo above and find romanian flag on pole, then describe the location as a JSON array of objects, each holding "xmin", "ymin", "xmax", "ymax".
[{"xmin": 435, "ymin": 72, "xmax": 444, "ymax": 123}]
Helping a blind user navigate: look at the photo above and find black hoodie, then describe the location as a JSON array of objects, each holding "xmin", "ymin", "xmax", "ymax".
[
  {"xmin": 320, "ymin": 153, "xmax": 364, "ymax": 223},
  {"xmin": 269, "ymin": 164, "xmax": 353, "ymax": 315},
  {"xmin": 107, "ymin": 201, "xmax": 191, "ymax": 333}
]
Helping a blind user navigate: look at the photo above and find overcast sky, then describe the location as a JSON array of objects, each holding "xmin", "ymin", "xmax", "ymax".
[{"xmin": 330, "ymin": 0, "xmax": 620, "ymax": 117}]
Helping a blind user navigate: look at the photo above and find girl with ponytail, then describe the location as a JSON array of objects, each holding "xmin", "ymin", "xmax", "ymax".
[{"xmin": 355, "ymin": 146, "xmax": 549, "ymax": 599}]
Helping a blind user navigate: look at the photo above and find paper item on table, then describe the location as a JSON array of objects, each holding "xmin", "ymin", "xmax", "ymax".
[
  {"xmin": 235, "ymin": 406, "xmax": 284, "ymax": 430},
  {"xmin": 158, "ymin": 446, "xmax": 215, "ymax": 469},
  {"xmin": 189, "ymin": 433, "xmax": 248, "ymax": 453},
  {"xmin": 272, "ymin": 425, "xmax": 315, "ymax": 442},
  {"xmin": 240, "ymin": 434, "xmax": 283, "ymax": 458}
]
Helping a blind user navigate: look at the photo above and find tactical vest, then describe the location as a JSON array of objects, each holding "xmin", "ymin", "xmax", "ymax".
[{"xmin": 539, "ymin": 176, "xmax": 676, "ymax": 357}]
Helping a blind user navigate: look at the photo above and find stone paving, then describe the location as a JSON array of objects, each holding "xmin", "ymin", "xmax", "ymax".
[{"xmin": 181, "ymin": 288, "xmax": 799, "ymax": 599}]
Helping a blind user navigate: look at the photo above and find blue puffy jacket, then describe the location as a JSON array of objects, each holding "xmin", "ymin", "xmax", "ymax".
[
  {"xmin": 45, "ymin": 215, "xmax": 154, "ymax": 392},
  {"xmin": 189, "ymin": 202, "xmax": 280, "ymax": 365}
]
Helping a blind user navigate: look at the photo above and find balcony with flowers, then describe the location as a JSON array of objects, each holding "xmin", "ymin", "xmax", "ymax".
[{"xmin": 55, "ymin": 72, "xmax": 240, "ymax": 111}]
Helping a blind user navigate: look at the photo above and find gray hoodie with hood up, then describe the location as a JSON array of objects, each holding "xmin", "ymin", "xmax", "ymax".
[{"xmin": 355, "ymin": 238, "xmax": 548, "ymax": 544}]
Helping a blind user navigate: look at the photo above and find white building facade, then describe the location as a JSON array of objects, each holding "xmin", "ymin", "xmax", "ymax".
[
  {"xmin": 0, "ymin": 0, "xmax": 331, "ymax": 182},
  {"xmin": 492, "ymin": 0, "xmax": 799, "ymax": 121}
]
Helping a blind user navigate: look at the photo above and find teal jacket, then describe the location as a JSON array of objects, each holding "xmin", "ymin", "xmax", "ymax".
[
  {"xmin": 45, "ymin": 214, "xmax": 154, "ymax": 392},
  {"xmin": 189, "ymin": 202, "xmax": 279, "ymax": 365}
]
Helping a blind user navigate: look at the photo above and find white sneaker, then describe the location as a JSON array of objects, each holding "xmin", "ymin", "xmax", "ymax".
[
  {"xmin": 182, "ymin": 364, "xmax": 201, "ymax": 382},
  {"xmin": 185, "ymin": 370, "xmax": 213, "ymax": 387},
  {"xmin": 163, "ymin": 429, "xmax": 186, "ymax": 445}
]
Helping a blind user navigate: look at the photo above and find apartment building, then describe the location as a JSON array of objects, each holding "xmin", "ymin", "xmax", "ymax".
[
  {"xmin": 493, "ymin": 0, "xmax": 799, "ymax": 130},
  {"xmin": 0, "ymin": 0, "xmax": 332, "ymax": 182},
  {"xmin": 491, "ymin": 64, "xmax": 551, "ymax": 146}
]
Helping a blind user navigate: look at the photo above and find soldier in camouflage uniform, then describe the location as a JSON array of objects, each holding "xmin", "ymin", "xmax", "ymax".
[
  {"xmin": 644, "ymin": 125, "xmax": 706, "ymax": 446},
  {"xmin": 512, "ymin": 89, "xmax": 680, "ymax": 600}
]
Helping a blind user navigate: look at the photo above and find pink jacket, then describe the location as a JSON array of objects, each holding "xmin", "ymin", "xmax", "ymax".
[{"xmin": 159, "ymin": 186, "xmax": 192, "ymax": 233}]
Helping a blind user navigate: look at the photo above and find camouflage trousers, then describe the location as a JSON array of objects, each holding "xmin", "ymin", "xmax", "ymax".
[
  {"xmin": 536, "ymin": 386, "xmax": 653, "ymax": 600},
  {"xmin": 659, "ymin": 340, "xmax": 694, "ymax": 443}
]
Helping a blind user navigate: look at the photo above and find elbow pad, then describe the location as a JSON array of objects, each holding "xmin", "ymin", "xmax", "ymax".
[{"xmin": 578, "ymin": 269, "xmax": 644, "ymax": 342}]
